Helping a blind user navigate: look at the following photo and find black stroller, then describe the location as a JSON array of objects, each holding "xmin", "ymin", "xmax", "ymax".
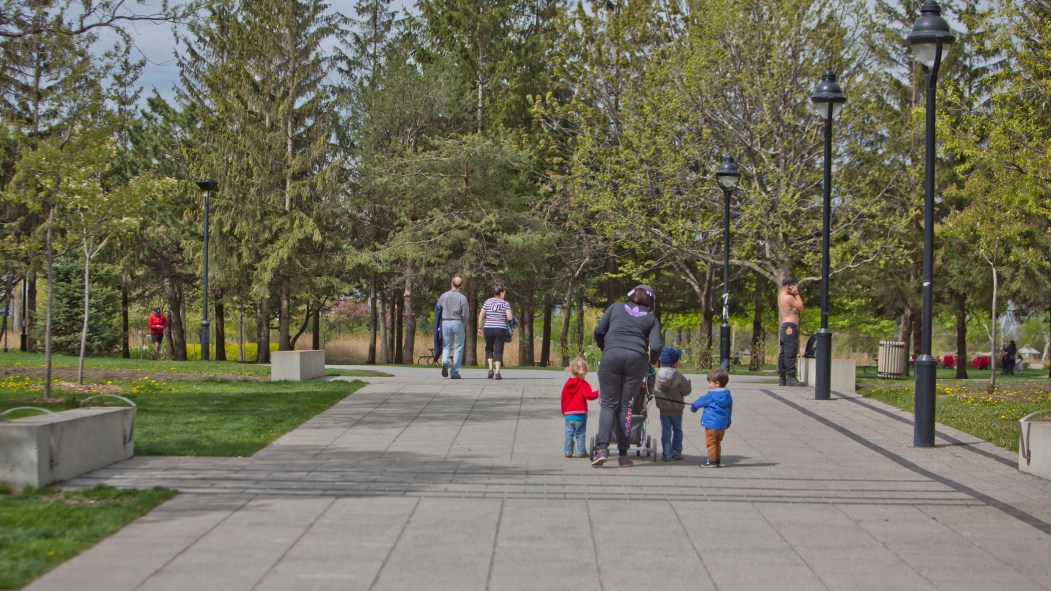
[{"xmin": 590, "ymin": 365, "xmax": 658, "ymax": 461}]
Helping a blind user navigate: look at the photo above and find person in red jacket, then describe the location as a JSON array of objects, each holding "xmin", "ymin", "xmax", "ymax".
[
  {"xmin": 562, "ymin": 356, "xmax": 600, "ymax": 458},
  {"xmin": 148, "ymin": 307, "xmax": 168, "ymax": 359}
]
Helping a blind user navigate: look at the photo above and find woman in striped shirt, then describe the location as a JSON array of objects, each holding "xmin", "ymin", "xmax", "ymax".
[{"xmin": 477, "ymin": 284, "xmax": 513, "ymax": 380}]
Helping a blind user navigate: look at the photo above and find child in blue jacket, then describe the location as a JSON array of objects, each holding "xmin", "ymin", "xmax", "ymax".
[{"xmin": 690, "ymin": 368, "xmax": 732, "ymax": 468}]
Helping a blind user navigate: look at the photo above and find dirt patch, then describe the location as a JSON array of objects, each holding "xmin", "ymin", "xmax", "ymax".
[{"xmin": 0, "ymin": 365, "xmax": 266, "ymax": 383}]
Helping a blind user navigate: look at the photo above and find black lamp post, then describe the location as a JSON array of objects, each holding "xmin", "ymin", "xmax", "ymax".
[
  {"xmin": 810, "ymin": 71, "xmax": 847, "ymax": 401},
  {"xmin": 908, "ymin": 0, "xmax": 954, "ymax": 447},
  {"xmin": 715, "ymin": 156, "xmax": 741, "ymax": 371},
  {"xmin": 195, "ymin": 180, "xmax": 218, "ymax": 362}
]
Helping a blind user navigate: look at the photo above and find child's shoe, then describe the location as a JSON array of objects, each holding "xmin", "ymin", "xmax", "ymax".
[
  {"xmin": 618, "ymin": 456, "xmax": 634, "ymax": 467},
  {"xmin": 701, "ymin": 459, "xmax": 719, "ymax": 468},
  {"xmin": 576, "ymin": 453, "xmax": 589, "ymax": 458},
  {"xmin": 564, "ymin": 452, "xmax": 573, "ymax": 458}
]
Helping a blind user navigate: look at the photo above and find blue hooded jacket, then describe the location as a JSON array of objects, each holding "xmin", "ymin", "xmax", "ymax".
[{"xmin": 690, "ymin": 388, "xmax": 732, "ymax": 430}]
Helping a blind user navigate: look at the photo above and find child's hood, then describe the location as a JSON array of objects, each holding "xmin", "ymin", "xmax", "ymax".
[
  {"xmin": 707, "ymin": 388, "xmax": 731, "ymax": 402},
  {"xmin": 657, "ymin": 367, "xmax": 677, "ymax": 380}
]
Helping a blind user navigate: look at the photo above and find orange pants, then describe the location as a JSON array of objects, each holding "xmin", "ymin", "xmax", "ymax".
[{"xmin": 705, "ymin": 428, "xmax": 726, "ymax": 461}]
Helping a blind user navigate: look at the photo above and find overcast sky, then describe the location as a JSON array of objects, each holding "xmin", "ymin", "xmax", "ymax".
[{"xmin": 117, "ymin": 0, "xmax": 415, "ymax": 105}]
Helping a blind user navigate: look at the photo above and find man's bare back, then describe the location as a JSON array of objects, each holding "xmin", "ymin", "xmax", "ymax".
[{"xmin": 779, "ymin": 283, "xmax": 803, "ymax": 324}]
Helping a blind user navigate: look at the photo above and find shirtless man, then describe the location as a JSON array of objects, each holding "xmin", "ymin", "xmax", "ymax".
[{"xmin": 778, "ymin": 277, "xmax": 805, "ymax": 386}]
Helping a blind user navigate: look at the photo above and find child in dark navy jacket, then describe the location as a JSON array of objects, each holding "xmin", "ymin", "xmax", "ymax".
[
  {"xmin": 562, "ymin": 356, "xmax": 599, "ymax": 458},
  {"xmin": 690, "ymin": 368, "xmax": 733, "ymax": 468}
]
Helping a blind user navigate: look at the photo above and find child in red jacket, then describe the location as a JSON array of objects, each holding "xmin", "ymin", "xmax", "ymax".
[{"xmin": 562, "ymin": 356, "xmax": 599, "ymax": 458}]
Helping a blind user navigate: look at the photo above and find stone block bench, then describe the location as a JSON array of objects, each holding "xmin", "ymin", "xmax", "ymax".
[
  {"xmin": 0, "ymin": 395, "xmax": 136, "ymax": 488},
  {"xmin": 1020, "ymin": 410, "xmax": 1051, "ymax": 481},
  {"xmin": 271, "ymin": 350, "xmax": 326, "ymax": 381},
  {"xmin": 799, "ymin": 357, "xmax": 857, "ymax": 394}
]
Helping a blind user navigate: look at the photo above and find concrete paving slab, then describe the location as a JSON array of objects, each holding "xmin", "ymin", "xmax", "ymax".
[{"xmin": 24, "ymin": 366, "xmax": 1051, "ymax": 590}]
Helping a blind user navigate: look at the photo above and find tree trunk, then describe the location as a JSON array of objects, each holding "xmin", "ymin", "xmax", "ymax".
[
  {"xmin": 26, "ymin": 275, "xmax": 36, "ymax": 351},
  {"xmin": 518, "ymin": 286, "xmax": 535, "ymax": 366},
  {"xmin": 559, "ymin": 283, "xmax": 574, "ymax": 366},
  {"xmin": 43, "ymin": 206, "xmax": 55, "ymax": 397},
  {"xmin": 575, "ymin": 296, "xmax": 584, "ymax": 355},
  {"xmin": 312, "ymin": 307, "xmax": 321, "ymax": 351},
  {"xmin": 394, "ymin": 289, "xmax": 403, "ymax": 364},
  {"xmin": 954, "ymin": 292, "xmax": 968, "ymax": 379},
  {"xmin": 749, "ymin": 275, "xmax": 766, "ymax": 371},
  {"xmin": 367, "ymin": 276, "xmax": 377, "ymax": 364},
  {"xmin": 989, "ymin": 265, "xmax": 998, "ymax": 387},
  {"xmin": 121, "ymin": 283, "xmax": 130, "ymax": 358},
  {"xmin": 160, "ymin": 257, "xmax": 187, "ymax": 361},
  {"xmin": 77, "ymin": 244, "xmax": 92, "ymax": 385},
  {"xmin": 380, "ymin": 288, "xmax": 393, "ymax": 361},
  {"xmin": 540, "ymin": 302, "xmax": 553, "ymax": 367},
  {"xmin": 239, "ymin": 299, "xmax": 246, "ymax": 362},
  {"xmin": 402, "ymin": 266, "xmax": 415, "ymax": 363},
  {"xmin": 464, "ymin": 286, "xmax": 478, "ymax": 366},
  {"xmin": 901, "ymin": 307, "xmax": 913, "ymax": 373},
  {"xmin": 214, "ymin": 298, "xmax": 227, "ymax": 361},
  {"xmin": 697, "ymin": 267, "xmax": 716, "ymax": 370},
  {"xmin": 278, "ymin": 287, "xmax": 292, "ymax": 350},
  {"xmin": 256, "ymin": 298, "xmax": 271, "ymax": 364}
]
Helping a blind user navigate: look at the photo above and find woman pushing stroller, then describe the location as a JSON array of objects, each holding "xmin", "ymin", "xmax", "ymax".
[{"xmin": 591, "ymin": 284, "xmax": 662, "ymax": 468}]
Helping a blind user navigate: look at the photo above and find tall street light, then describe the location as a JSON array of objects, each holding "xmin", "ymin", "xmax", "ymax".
[
  {"xmin": 810, "ymin": 71, "xmax": 847, "ymax": 401},
  {"xmin": 908, "ymin": 0, "xmax": 954, "ymax": 447},
  {"xmin": 196, "ymin": 180, "xmax": 218, "ymax": 362},
  {"xmin": 716, "ymin": 156, "xmax": 741, "ymax": 371}
]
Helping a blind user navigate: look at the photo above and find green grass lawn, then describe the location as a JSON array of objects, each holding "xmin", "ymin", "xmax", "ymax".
[
  {"xmin": 0, "ymin": 376, "xmax": 366, "ymax": 456},
  {"xmin": 0, "ymin": 485, "xmax": 176, "ymax": 590},
  {"xmin": 857, "ymin": 369, "xmax": 1051, "ymax": 451},
  {"xmin": 0, "ymin": 350, "xmax": 391, "ymax": 379}
]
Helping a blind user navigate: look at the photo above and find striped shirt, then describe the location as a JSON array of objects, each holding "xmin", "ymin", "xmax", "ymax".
[{"xmin": 481, "ymin": 298, "xmax": 512, "ymax": 329}]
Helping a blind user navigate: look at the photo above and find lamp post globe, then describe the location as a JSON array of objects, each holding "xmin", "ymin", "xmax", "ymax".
[
  {"xmin": 809, "ymin": 70, "xmax": 846, "ymax": 401},
  {"xmin": 195, "ymin": 180, "xmax": 218, "ymax": 362},
  {"xmin": 908, "ymin": 0, "xmax": 954, "ymax": 447},
  {"xmin": 715, "ymin": 156, "xmax": 740, "ymax": 371}
]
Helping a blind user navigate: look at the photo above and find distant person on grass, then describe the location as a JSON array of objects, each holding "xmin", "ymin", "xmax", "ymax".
[
  {"xmin": 690, "ymin": 368, "xmax": 733, "ymax": 468},
  {"xmin": 561, "ymin": 356, "xmax": 599, "ymax": 458},
  {"xmin": 477, "ymin": 283, "xmax": 513, "ymax": 380},
  {"xmin": 148, "ymin": 307, "xmax": 167, "ymax": 360},
  {"xmin": 436, "ymin": 276, "xmax": 469, "ymax": 379}
]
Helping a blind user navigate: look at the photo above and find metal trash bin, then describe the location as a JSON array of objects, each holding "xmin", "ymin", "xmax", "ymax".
[{"xmin": 877, "ymin": 341, "xmax": 906, "ymax": 378}]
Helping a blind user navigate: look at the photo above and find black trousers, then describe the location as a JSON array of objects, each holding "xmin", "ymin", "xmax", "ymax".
[
  {"xmin": 778, "ymin": 322, "xmax": 799, "ymax": 379},
  {"xmin": 596, "ymin": 348, "xmax": 648, "ymax": 455},
  {"xmin": 483, "ymin": 327, "xmax": 507, "ymax": 363}
]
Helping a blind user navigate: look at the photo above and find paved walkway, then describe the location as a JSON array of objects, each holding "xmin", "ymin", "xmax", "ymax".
[{"xmin": 26, "ymin": 366, "xmax": 1051, "ymax": 591}]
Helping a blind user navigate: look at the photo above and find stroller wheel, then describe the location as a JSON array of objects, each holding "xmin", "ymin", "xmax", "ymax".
[{"xmin": 650, "ymin": 437, "xmax": 658, "ymax": 462}]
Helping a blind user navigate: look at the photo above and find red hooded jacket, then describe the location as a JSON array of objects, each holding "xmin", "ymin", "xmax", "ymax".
[
  {"xmin": 148, "ymin": 312, "xmax": 168, "ymax": 334},
  {"xmin": 561, "ymin": 377, "xmax": 599, "ymax": 416}
]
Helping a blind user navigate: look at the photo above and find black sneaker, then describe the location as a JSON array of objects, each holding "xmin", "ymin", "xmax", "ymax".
[
  {"xmin": 591, "ymin": 448, "xmax": 608, "ymax": 467},
  {"xmin": 487, "ymin": 369, "xmax": 494, "ymax": 379},
  {"xmin": 671, "ymin": 453, "xmax": 684, "ymax": 461},
  {"xmin": 494, "ymin": 372, "xmax": 502, "ymax": 380},
  {"xmin": 441, "ymin": 363, "xmax": 449, "ymax": 378},
  {"xmin": 618, "ymin": 456, "xmax": 634, "ymax": 468},
  {"xmin": 785, "ymin": 378, "xmax": 806, "ymax": 387},
  {"xmin": 779, "ymin": 374, "xmax": 787, "ymax": 386},
  {"xmin": 701, "ymin": 459, "xmax": 719, "ymax": 468},
  {"xmin": 450, "ymin": 374, "xmax": 461, "ymax": 379}
]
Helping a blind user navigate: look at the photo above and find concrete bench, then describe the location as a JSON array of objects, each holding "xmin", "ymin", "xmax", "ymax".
[
  {"xmin": 0, "ymin": 396, "xmax": 136, "ymax": 488},
  {"xmin": 799, "ymin": 357, "xmax": 856, "ymax": 394},
  {"xmin": 1020, "ymin": 411, "xmax": 1051, "ymax": 481},
  {"xmin": 271, "ymin": 350, "xmax": 326, "ymax": 381}
]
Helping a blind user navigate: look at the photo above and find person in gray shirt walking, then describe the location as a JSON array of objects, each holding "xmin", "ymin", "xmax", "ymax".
[{"xmin": 436, "ymin": 276, "xmax": 470, "ymax": 379}]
